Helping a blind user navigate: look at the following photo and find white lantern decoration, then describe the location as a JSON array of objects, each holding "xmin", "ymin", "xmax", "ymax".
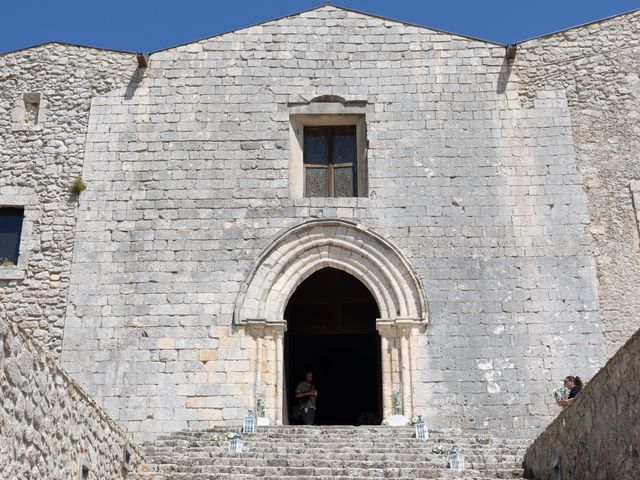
[
  {"xmin": 414, "ymin": 415, "xmax": 428, "ymax": 440},
  {"xmin": 448, "ymin": 446, "xmax": 465, "ymax": 471},
  {"xmin": 243, "ymin": 409, "xmax": 256, "ymax": 434},
  {"xmin": 228, "ymin": 434, "xmax": 243, "ymax": 453}
]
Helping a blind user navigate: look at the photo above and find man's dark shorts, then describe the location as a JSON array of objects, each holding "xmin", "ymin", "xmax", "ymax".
[{"xmin": 301, "ymin": 407, "xmax": 315, "ymax": 425}]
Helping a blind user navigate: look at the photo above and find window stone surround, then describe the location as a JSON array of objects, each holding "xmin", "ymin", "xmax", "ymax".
[
  {"xmin": 10, "ymin": 91, "xmax": 47, "ymax": 130},
  {"xmin": 0, "ymin": 190, "xmax": 38, "ymax": 281},
  {"xmin": 289, "ymin": 101, "xmax": 368, "ymax": 199}
]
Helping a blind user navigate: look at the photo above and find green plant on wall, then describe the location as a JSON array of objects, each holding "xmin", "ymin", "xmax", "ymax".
[
  {"xmin": 69, "ymin": 177, "xmax": 87, "ymax": 195},
  {"xmin": 1, "ymin": 260, "xmax": 16, "ymax": 267}
]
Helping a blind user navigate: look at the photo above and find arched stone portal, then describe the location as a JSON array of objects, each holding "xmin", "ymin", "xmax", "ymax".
[{"xmin": 234, "ymin": 219, "xmax": 427, "ymax": 424}]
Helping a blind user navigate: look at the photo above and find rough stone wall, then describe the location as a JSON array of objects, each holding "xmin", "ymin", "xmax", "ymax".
[
  {"xmin": 523, "ymin": 327, "xmax": 639, "ymax": 480},
  {"xmin": 0, "ymin": 44, "xmax": 137, "ymax": 355},
  {"xmin": 0, "ymin": 316, "xmax": 141, "ymax": 478},
  {"xmin": 60, "ymin": 6, "xmax": 603, "ymax": 440},
  {"xmin": 516, "ymin": 11, "xmax": 640, "ymax": 358}
]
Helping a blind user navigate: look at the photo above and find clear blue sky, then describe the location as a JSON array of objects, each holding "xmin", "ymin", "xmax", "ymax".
[{"xmin": 2, "ymin": 0, "xmax": 639, "ymax": 54}]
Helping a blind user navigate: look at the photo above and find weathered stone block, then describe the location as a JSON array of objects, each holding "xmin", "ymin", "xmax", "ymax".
[{"xmin": 198, "ymin": 349, "xmax": 218, "ymax": 361}]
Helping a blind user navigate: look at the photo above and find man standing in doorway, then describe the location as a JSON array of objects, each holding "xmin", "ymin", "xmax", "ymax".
[{"xmin": 295, "ymin": 370, "xmax": 318, "ymax": 425}]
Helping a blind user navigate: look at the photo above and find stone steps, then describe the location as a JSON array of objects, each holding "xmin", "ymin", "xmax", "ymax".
[
  {"xmin": 136, "ymin": 477, "xmax": 515, "ymax": 480},
  {"xmin": 144, "ymin": 447, "xmax": 522, "ymax": 463},
  {"xmin": 146, "ymin": 443, "xmax": 524, "ymax": 452},
  {"xmin": 136, "ymin": 472, "xmax": 525, "ymax": 480},
  {"xmin": 141, "ymin": 456, "xmax": 522, "ymax": 471},
  {"xmin": 151, "ymin": 442, "xmax": 524, "ymax": 452},
  {"xmin": 136, "ymin": 474, "xmax": 523, "ymax": 480},
  {"xmin": 159, "ymin": 426, "xmax": 527, "ymax": 437},
  {"xmin": 143, "ymin": 452, "xmax": 523, "ymax": 469},
  {"xmin": 160, "ymin": 427, "xmax": 529, "ymax": 439},
  {"xmin": 141, "ymin": 465, "xmax": 525, "ymax": 478},
  {"xmin": 135, "ymin": 426, "xmax": 529, "ymax": 479},
  {"xmin": 157, "ymin": 435, "xmax": 526, "ymax": 444},
  {"xmin": 145, "ymin": 447, "xmax": 525, "ymax": 459}
]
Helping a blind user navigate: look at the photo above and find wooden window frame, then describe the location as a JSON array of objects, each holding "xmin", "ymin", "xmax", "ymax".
[
  {"xmin": 288, "ymin": 108, "xmax": 367, "ymax": 200},
  {"xmin": 303, "ymin": 126, "xmax": 357, "ymax": 198}
]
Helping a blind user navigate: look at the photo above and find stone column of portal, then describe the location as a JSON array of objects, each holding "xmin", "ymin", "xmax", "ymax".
[
  {"xmin": 265, "ymin": 329, "xmax": 277, "ymax": 422},
  {"xmin": 379, "ymin": 330, "xmax": 393, "ymax": 419},
  {"xmin": 390, "ymin": 335, "xmax": 400, "ymax": 388},
  {"xmin": 254, "ymin": 334, "xmax": 263, "ymax": 412},
  {"xmin": 274, "ymin": 327, "xmax": 284, "ymax": 425},
  {"xmin": 400, "ymin": 329, "xmax": 412, "ymax": 419}
]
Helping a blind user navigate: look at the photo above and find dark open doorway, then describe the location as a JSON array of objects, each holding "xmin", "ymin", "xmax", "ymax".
[{"xmin": 284, "ymin": 268, "xmax": 382, "ymax": 425}]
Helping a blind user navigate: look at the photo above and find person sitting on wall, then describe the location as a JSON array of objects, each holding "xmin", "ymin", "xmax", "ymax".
[
  {"xmin": 295, "ymin": 370, "xmax": 318, "ymax": 425},
  {"xmin": 556, "ymin": 375, "xmax": 584, "ymax": 407}
]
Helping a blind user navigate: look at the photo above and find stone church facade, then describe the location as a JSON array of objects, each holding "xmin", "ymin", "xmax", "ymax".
[{"xmin": 1, "ymin": 6, "xmax": 639, "ymax": 441}]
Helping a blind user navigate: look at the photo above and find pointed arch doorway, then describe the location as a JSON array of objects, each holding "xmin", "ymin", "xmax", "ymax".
[
  {"xmin": 235, "ymin": 219, "xmax": 428, "ymax": 425},
  {"xmin": 284, "ymin": 267, "xmax": 382, "ymax": 425}
]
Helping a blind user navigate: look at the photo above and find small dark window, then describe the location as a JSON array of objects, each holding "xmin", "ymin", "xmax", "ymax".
[
  {"xmin": 0, "ymin": 208, "xmax": 24, "ymax": 265},
  {"xmin": 304, "ymin": 126, "xmax": 357, "ymax": 197},
  {"xmin": 79, "ymin": 458, "xmax": 91, "ymax": 480},
  {"xmin": 122, "ymin": 445, "xmax": 133, "ymax": 471}
]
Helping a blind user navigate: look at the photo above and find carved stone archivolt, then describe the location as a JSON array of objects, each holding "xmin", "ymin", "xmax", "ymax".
[{"xmin": 235, "ymin": 218, "xmax": 427, "ymax": 326}]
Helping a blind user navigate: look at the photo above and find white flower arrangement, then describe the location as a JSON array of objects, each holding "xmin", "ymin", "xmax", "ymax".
[
  {"xmin": 207, "ymin": 431, "xmax": 241, "ymax": 443},
  {"xmin": 553, "ymin": 387, "xmax": 569, "ymax": 401},
  {"xmin": 408, "ymin": 415, "xmax": 424, "ymax": 426},
  {"xmin": 431, "ymin": 444, "xmax": 449, "ymax": 455}
]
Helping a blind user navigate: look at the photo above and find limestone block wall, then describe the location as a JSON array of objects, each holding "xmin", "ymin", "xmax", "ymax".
[
  {"xmin": 0, "ymin": 316, "xmax": 141, "ymax": 478},
  {"xmin": 523, "ymin": 327, "xmax": 640, "ymax": 480},
  {"xmin": 60, "ymin": 6, "xmax": 603, "ymax": 440},
  {"xmin": 516, "ymin": 10, "xmax": 640, "ymax": 358},
  {"xmin": 0, "ymin": 44, "xmax": 136, "ymax": 355}
]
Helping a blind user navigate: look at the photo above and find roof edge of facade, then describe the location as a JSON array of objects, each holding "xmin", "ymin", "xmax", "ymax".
[
  {"xmin": 0, "ymin": 41, "xmax": 136, "ymax": 57},
  {"xmin": 330, "ymin": 5, "xmax": 506, "ymax": 47},
  {"xmin": 515, "ymin": 7, "xmax": 640, "ymax": 45},
  {"xmin": 3, "ymin": 5, "xmax": 638, "ymax": 57},
  {"xmin": 151, "ymin": 4, "xmax": 506, "ymax": 54}
]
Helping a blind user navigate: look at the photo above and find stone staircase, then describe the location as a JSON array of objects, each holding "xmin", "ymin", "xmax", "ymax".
[{"xmin": 134, "ymin": 426, "xmax": 530, "ymax": 479}]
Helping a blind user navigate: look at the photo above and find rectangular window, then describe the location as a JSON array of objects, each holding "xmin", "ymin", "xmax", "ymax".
[
  {"xmin": 304, "ymin": 126, "xmax": 357, "ymax": 197},
  {"xmin": 0, "ymin": 208, "xmax": 24, "ymax": 265},
  {"xmin": 23, "ymin": 92, "xmax": 41, "ymax": 125}
]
